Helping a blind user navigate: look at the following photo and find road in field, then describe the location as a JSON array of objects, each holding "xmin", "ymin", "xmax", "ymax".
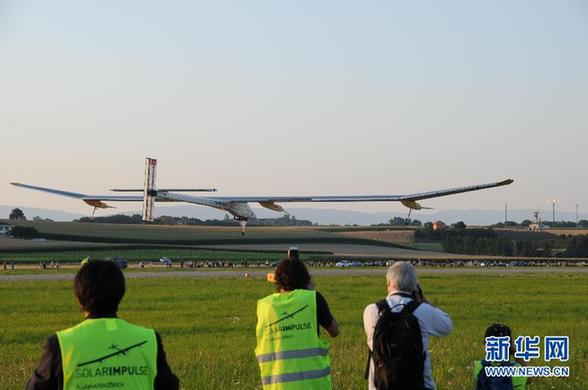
[{"xmin": 1, "ymin": 267, "xmax": 586, "ymax": 282}]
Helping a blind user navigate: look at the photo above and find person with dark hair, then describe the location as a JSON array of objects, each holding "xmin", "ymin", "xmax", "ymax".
[
  {"xmin": 255, "ymin": 258, "xmax": 339, "ymax": 389},
  {"xmin": 474, "ymin": 323, "xmax": 528, "ymax": 390},
  {"xmin": 26, "ymin": 260, "xmax": 179, "ymax": 390}
]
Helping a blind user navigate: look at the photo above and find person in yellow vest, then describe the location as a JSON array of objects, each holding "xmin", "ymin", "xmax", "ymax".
[
  {"xmin": 26, "ymin": 260, "xmax": 179, "ymax": 390},
  {"xmin": 255, "ymin": 258, "xmax": 339, "ymax": 389}
]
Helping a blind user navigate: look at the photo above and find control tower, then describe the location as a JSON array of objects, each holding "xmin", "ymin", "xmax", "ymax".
[{"xmin": 528, "ymin": 211, "xmax": 549, "ymax": 231}]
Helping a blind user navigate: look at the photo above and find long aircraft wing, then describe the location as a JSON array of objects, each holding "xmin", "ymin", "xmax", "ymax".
[
  {"xmin": 207, "ymin": 179, "xmax": 514, "ymax": 203},
  {"xmin": 9, "ymin": 183, "xmax": 144, "ymax": 205},
  {"xmin": 10, "ymin": 179, "xmax": 513, "ymax": 205}
]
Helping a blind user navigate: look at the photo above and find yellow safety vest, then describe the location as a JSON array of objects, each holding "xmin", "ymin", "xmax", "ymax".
[
  {"xmin": 255, "ymin": 289, "xmax": 332, "ymax": 390},
  {"xmin": 56, "ymin": 318, "xmax": 157, "ymax": 390}
]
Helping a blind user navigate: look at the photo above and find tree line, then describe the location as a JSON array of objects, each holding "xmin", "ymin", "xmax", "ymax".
[
  {"xmin": 75, "ymin": 213, "xmax": 313, "ymax": 227},
  {"xmin": 372, "ymin": 217, "xmax": 422, "ymax": 227},
  {"xmin": 415, "ymin": 223, "xmax": 588, "ymax": 257},
  {"xmin": 492, "ymin": 220, "xmax": 588, "ymax": 228}
]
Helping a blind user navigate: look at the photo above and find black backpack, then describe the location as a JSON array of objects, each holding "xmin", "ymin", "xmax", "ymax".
[
  {"xmin": 475, "ymin": 361, "xmax": 514, "ymax": 390},
  {"xmin": 366, "ymin": 295, "xmax": 426, "ymax": 390}
]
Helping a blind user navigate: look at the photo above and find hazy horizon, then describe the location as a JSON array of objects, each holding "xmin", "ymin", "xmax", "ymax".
[{"xmin": 2, "ymin": 203, "xmax": 586, "ymax": 227}]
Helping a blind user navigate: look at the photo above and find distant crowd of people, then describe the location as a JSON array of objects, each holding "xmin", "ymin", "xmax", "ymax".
[
  {"xmin": 409, "ymin": 259, "xmax": 588, "ymax": 267},
  {"xmin": 25, "ymin": 258, "xmax": 536, "ymax": 390},
  {"xmin": 168, "ymin": 258, "xmax": 587, "ymax": 268},
  {"xmin": 38, "ymin": 261, "xmax": 60, "ymax": 269},
  {"xmin": 2, "ymin": 257, "xmax": 586, "ymax": 272},
  {"xmin": 179, "ymin": 260, "xmax": 235, "ymax": 268}
]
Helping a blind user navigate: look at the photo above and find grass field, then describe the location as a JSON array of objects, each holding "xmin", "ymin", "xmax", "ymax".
[
  {"xmin": 0, "ymin": 221, "xmax": 428, "ymax": 265},
  {"xmin": 336, "ymin": 230, "xmax": 415, "ymax": 244},
  {"xmin": 5, "ymin": 221, "xmax": 337, "ymax": 242},
  {"xmin": 0, "ymin": 272, "xmax": 586, "ymax": 389},
  {"xmin": 321, "ymin": 226, "xmax": 420, "ymax": 232},
  {"xmin": 0, "ymin": 221, "xmax": 415, "ymax": 250}
]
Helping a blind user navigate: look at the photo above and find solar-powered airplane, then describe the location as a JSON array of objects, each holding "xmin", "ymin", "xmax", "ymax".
[{"xmin": 11, "ymin": 158, "xmax": 513, "ymax": 235}]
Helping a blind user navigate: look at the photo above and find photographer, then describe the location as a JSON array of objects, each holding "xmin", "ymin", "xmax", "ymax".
[
  {"xmin": 255, "ymin": 257, "xmax": 339, "ymax": 389},
  {"xmin": 363, "ymin": 261, "xmax": 452, "ymax": 390}
]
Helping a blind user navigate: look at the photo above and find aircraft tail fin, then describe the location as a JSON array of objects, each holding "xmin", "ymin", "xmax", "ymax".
[{"xmin": 142, "ymin": 158, "xmax": 157, "ymax": 222}]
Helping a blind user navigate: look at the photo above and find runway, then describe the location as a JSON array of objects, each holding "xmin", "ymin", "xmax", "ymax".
[{"xmin": 0, "ymin": 266, "xmax": 586, "ymax": 282}]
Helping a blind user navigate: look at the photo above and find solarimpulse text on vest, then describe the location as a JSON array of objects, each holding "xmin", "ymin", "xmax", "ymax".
[
  {"xmin": 75, "ymin": 366, "xmax": 149, "ymax": 378},
  {"xmin": 268, "ymin": 321, "xmax": 312, "ymax": 334}
]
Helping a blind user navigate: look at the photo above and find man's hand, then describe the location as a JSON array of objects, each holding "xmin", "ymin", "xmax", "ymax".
[
  {"xmin": 326, "ymin": 318, "xmax": 339, "ymax": 338},
  {"xmin": 413, "ymin": 284, "xmax": 428, "ymax": 303}
]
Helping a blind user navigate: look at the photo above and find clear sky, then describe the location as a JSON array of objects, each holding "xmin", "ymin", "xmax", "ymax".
[{"xmin": 1, "ymin": 1, "xmax": 587, "ymax": 216}]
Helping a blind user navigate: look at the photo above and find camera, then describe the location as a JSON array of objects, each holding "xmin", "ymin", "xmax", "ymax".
[{"xmin": 288, "ymin": 247, "xmax": 299, "ymax": 260}]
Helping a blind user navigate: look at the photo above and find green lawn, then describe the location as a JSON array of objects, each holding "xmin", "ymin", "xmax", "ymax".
[
  {"xmin": 0, "ymin": 272, "xmax": 585, "ymax": 389},
  {"xmin": 0, "ymin": 221, "xmax": 413, "ymax": 251},
  {"xmin": 5, "ymin": 221, "xmax": 337, "ymax": 242},
  {"xmin": 410, "ymin": 241, "xmax": 446, "ymax": 252}
]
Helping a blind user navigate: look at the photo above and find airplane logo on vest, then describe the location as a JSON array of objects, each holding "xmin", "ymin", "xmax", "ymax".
[
  {"xmin": 77, "ymin": 340, "xmax": 148, "ymax": 367},
  {"xmin": 266, "ymin": 305, "xmax": 309, "ymax": 328}
]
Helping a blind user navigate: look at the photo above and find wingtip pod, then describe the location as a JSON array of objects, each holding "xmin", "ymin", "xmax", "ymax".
[
  {"xmin": 10, "ymin": 182, "xmax": 21, "ymax": 187},
  {"xmin": 500, "ymin": 179, "xmax": 514, "ymax": 186}
]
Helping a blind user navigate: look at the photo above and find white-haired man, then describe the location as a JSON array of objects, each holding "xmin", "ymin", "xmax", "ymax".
[{"xmin": 363, "ymin": 261, "xmax": 452, "ymax": 390}]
